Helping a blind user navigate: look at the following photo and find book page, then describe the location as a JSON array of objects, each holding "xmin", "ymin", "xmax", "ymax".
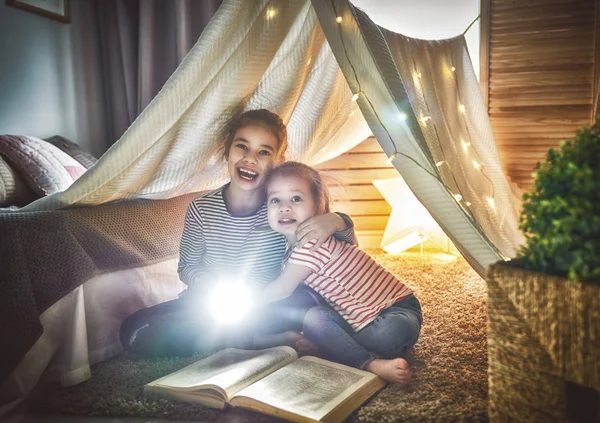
[
  {"xmin": 232, "ymin": 356, "xmax": 383, "ymax": 422},
  {"xmin": 147, "ymin": 346, "xmax": 297, "ymax": 400}
]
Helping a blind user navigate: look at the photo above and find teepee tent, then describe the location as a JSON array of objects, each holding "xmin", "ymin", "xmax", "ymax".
[
  {"xmin": 18, "ymin": 0, "xmax": 523, "ymax": 275},
  {"xmin": 1, "ymin": 0, "xmax": 525, "ymax": 410}
]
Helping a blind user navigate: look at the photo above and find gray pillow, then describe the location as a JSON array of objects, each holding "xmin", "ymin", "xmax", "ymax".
[{"xmin": 44, "ymin": 135, "xmax": 98, "ymax": 169}]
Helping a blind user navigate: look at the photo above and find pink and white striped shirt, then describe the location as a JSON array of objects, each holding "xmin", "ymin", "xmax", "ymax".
[{"xmin": 287, "ymin": 237, "xmax": 412, "ymax": 331}]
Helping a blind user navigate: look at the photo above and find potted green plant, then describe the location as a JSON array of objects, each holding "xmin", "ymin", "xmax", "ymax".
[{"xmin": 486, "ymin": 122, "xmax": 600, "ymax": 422}]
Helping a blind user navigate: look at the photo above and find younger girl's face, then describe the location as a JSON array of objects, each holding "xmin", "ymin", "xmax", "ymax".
[
  {"xmin": 227, "ymin": 124, "xmax": 281, "ymax": 192},
  {"xmin": 267, "ymin": 175, "xmax": 318, "ymax": 242}
]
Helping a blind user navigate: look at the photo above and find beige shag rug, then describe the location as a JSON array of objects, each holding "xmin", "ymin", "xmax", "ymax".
[{"xmin": 30, "ymin": 250, "xmax": 488, "ymax": 422}]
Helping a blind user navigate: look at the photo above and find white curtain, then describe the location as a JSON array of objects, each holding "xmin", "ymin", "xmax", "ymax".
[{"xmin": 98, "ymin": 0, "xmax": 222, "ymax": 142}]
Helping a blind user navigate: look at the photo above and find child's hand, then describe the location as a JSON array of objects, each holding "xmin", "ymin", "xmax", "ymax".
[{"xmin": 295, "ymin": 213, "xmax": 345, "ymax": 251}]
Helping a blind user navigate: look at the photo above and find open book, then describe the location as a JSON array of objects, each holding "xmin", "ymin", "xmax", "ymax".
[{"xmin": 144, "ymin": 346, "xmax": 386, "ymax": 423}]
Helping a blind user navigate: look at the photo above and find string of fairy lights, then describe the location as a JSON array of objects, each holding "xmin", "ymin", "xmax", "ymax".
[
  {"xmin": 263, "ymin": 1, "xmax": 506, "ymax": 259},
  {"xmin": 326, "ymin": 1, "xmax": 503, "ymax": 224}
]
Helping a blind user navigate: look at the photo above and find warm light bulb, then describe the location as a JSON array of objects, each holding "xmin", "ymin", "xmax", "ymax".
[
  {"xmin": 461, "ymin": 140, "xmax": 471, "ymax": 152},
  {"xmin": 451, "ymin": 66, "xmax": 456, "ymax": 72},
  {"xmin": 458, "ymin": 104, "xmax": 466, "ymax": 113},
  {"xmin": 454, "ymin": 193, "xmax": 463, "ymax": 202},
  {"xmin": 351, "ymin": 91, "xmax": 361, "ymax": 102},
  {"xmin": 399, "ymin": 112, "xmax": 407, "ymax": 120},
  {"xmin": 307, "ymin": 58, "xmax": 311, "ymax": 66},
  {"xmin": 473, "ymin": 160, "xmax": 482, "ymax": 170},
  {"xmin": 349, "ymin": 111, "xmax": 355, "ymax": 117},
  {"xmin": 417, "ymin": 72, "xmax": 422, "ymax": 78},
  {"xmin": 267, "ymin": 9, "xmax": 276, "ymax": 18},
  {"xmin": 464, "ymin": 201, "xmax": 472, "ymax": 207},
  {"xmin": 435, "ymin": 161, "xmax": 446, "ymax": 167},
  {"xmin": 421, "ymin": 116, "xmax": 431, "ymax": 123},
  {"xmin": 487, "ymin": 197, "xmax": 495, "ymax": 208},
  {"xmin": 336, "ymin": 16, "xmax": 343, "ymax": 23}
]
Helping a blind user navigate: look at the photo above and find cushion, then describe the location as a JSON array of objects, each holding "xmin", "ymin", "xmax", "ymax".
[
  {"xmin": 0, "ymin": 135, "xmax": 88, "ymax": 197},
  {"xmin": 0, "ymin": 156, "xmax": 38, "ymax": 207},
  {"xmin": 44, "ymin": 135, "xmax": 98, "ymax": 169}
]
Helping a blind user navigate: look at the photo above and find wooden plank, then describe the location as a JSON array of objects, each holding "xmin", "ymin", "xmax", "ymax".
[
  {"xmin": 489, "ymin": 89, "xmax": 592, "ymax": 102},
  {"xmin": 488, "ymin": 117, "xmax": 589, "ymax": 126},
  {"xmin": 491, "ymin": 0, "xmax": 591, "ymax": 13},
  {"xmin": 491, "ymin": 31, "xmax": 594, "ymax": 46},
  {"xmin": 491, "ymin": 50, "xmax": 593, "ymax": 62},
  {"xmin": 490, "ymin": 59, "xmax": 592, "ymax": 70},
  {"xmin": 331, "ymin": 200, "xmax": 392, "ymax": 216},
  {"xmin": 498, "ymin": 152, "xmax": 550, "ymax": 160},
  {"xmin": 492, "ymin": 122, "xmax": 589, "ymax": 131},
  {"xmin": 490, "ymin": 63, "xmax": 592, "ymax": 74},
  {"xmin": 329, "ymin": 184, "xmax": 384, "ymax": 201},
  {"xmin": 346, "ymin": 137, "xmax": 383, "ymax": 153},
  {"xmin": 593, "ymin": 0, "xmax": 600, "ymax": 121},
  {"xmin": 489, "ymin": 40, "xmax": 592, "ymax": 55},
  {"xmin": 320, "ymin": 168, "xmax": 400, "ymax": 185},
  {"xmin": 350, "ymin": 215, "xmax": 390, "ymax": 232},
  {"xmin": 489, "ymin": 104, "xmax": 589, "ymax": 116},
  {"xmin": 315, "ymin": 152, "xmax": 392, "ymax": 170},
  {"xmin": 492, "ymin": 7, "xmax": 593, "ymax": 23},
  {"xmin": 355, "ymin": 231, "xmax": 384, "ymax": 250},
  {"xmin": 480, "ymin": 0, "xmax": 491, "ymax": 112},
  {"xmin": 491, "ymin": 21, "xmax": 594, "ymax": 38},
  {"xmin": 489, "ymin": 83, "xmax": 590, "ymax": 93},
  {"xmin": 492, "ymin": 127, "xmax": 582, "ymax": 137},
  {"xmin": 490, "ymin": 97, "xmax": 591, "ymax": 107}
]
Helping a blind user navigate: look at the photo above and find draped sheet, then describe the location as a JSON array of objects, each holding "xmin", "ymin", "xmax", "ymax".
[
  {"xmin": 19, "ymin": 0, "xmax": 371, "ymax": 211},
  {"xmin": 312, "ymin": 0, "xmax": 524, "ymax": 275}
]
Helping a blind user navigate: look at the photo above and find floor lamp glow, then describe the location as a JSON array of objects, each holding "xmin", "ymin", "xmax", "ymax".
[{"xmin": 373, "ymin": 177, "xmax": 458, "ymax": 254}]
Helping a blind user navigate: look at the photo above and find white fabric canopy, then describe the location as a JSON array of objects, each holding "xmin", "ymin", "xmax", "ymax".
[
  {"xmin": 20, "ymin": 0, "xmax": 523, "ymax": 272},
  {"xmin": 313, "ymin": 0, "xmax": 523, "ymax": 274},
  {"xmin": 20, "ymin": 0, "xmax": 371, "ymax": 210}
]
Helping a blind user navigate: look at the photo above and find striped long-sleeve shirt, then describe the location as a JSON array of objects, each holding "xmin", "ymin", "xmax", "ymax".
[
  {"xmin": 287, "ymin": 237, "xmax": 413, "ymax": 331},
  {"xmin": 178, "ymin": 185, "xmax": 356, "ymax": 291}
]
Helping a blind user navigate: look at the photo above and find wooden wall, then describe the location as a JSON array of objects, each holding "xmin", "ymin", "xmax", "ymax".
[
  {"xmin": 481, "ymin": 0, "xmax": 599, "ymax": 191},
  {"xmin": 315, "ymin": 137, "xmax": 395, "ymax": 248}
]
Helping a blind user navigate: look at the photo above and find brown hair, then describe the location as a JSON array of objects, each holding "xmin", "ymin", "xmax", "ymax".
[
  {"xmin": 222, "ymin": 109, "xmax": 288, "ymax": 161},
  {"xmin": 265, "ymin": 161, "xmax": 331, "ymax": 215}
]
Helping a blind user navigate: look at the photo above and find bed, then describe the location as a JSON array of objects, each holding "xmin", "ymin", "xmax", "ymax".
[{"xmin": 0, "ymin": 135, "xmax": 196, "ymax": 416}]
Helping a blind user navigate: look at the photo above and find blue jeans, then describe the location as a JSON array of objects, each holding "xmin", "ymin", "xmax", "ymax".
[{"xmin": 302, "ymin": 294, "xmax": 422, "ymax": 369}]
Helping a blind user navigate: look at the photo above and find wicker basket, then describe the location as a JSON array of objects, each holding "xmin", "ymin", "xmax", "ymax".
[{"xmin": 486, "ymin": 263, "xmax": 600, "ymax": 422}]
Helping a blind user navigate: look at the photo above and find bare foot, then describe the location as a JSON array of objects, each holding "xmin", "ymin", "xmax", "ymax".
[
  {"xmin": 365, "ymin": 358, "xmax": 411, "ymax": 384},
  {"xmin": 253, "ymin": 330, "xmax": 303, "ymax": 349},
  {"xmin": 295, "ymin": 336, "xmax": 325, "ymax": 358}
]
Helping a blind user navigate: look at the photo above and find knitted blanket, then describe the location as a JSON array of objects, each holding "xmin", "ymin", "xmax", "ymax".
[{"xmin": 0, "ymin": 193, "xmax": 199, "ymax": 384}]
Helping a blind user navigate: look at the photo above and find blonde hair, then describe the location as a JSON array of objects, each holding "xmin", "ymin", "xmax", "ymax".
[
  {"xmin": 221, "ymin": 109, "xmax": 288, "ymax": 161},
  {"xmin": 266, "ymin": 161, "xmax": 331, "ymax": 215}
]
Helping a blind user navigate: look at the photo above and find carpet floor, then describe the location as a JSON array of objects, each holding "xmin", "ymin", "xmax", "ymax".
[{"xmin": 29, "ymin": 251, "xmax": 489, "ymax": 422}]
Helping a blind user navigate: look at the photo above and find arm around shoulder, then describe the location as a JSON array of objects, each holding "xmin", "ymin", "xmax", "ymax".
[{"xmin": 259, "ymin": 262, "xmax": 313, "ymax": 306}]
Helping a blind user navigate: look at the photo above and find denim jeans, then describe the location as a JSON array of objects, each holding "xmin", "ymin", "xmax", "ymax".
[{"xmin": 302, "ymin": 294, "xmax": 422, "ymax": 369}]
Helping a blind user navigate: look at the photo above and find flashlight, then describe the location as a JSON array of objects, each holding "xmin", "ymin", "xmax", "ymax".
[{"xmin": 206, "ymin": 279, "xmax": 254, "ymax": 325}]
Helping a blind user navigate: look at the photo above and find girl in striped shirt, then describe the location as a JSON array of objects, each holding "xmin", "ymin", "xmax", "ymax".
[
  {"xmin": 261, "ymin": 161, "xmax": 422, "ymax": 384},
  {"xmin": 120, "ymin": 110, "xmax": 355, "ymax": 358}
]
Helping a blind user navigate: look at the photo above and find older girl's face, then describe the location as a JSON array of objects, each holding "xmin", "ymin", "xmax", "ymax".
[
  {"xmin": 227, "ymin": 124, "xmax": 281, "ymax": 192},
  {"xmin": 267, "ymin": 175, "xmax": 318, "ymax": 242}
]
